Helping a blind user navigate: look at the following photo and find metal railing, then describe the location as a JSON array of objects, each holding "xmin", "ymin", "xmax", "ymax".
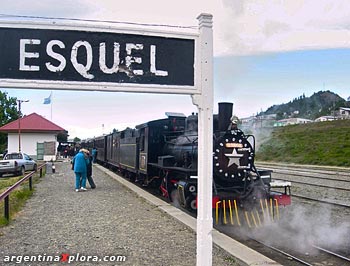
[{"xmin": 0, "ymin": 163, "xmax": 46, "ymax": 221}]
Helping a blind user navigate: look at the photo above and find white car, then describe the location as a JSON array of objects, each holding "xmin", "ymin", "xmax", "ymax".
[{"xmin": 0, "ymin": 152, "xmax": 37, "ymax": 177}]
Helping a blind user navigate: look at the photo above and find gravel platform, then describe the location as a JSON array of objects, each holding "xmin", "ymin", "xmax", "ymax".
[{"xmin": 0, "ymin": 161, "xmax": 239, "ymax": 266}]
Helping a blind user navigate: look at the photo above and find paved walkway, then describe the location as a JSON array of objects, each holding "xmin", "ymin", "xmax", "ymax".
[{"xmin": 0, "ymin": 161, "xmax": 240, "ymax": 266}]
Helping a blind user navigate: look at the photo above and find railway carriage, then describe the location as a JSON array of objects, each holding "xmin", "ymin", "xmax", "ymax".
[
  {"xmin": 94, "ymin": 135, "xmax": 106, "ymax": 164},
  {"xmin": 118, "ymin": 128, "xmax": 139, "ymax": 175}
]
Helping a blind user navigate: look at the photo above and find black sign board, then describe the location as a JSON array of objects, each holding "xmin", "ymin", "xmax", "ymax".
[{"xmin": 0, "ymin": 26, "xmax": 195, "ymax": 87}]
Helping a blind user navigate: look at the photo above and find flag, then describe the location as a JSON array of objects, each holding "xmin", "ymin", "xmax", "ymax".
[{"xmin": 43, "ymin": 93, "xmax": 52, "ymax": 104}]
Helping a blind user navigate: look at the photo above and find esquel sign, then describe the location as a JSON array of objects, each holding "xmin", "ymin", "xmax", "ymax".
[{"xmin": 0, "ymin": 27, "xmax": 195, "ymax": 86}]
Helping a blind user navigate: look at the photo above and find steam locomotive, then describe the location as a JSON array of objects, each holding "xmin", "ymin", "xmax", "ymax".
[{"xmin": 83, "ymin": 102, "xmax": 291, "ymax": 226}]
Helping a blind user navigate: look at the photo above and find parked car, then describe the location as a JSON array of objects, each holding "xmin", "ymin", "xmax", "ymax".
[{"xmin": 0, "ymin": 152, "xmax": 37, "ymax": 177}]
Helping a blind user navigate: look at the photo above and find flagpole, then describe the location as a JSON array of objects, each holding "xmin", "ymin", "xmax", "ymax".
[{"xmin": 50, "ymin": 91, "xmax": 53, "ymax": 121}]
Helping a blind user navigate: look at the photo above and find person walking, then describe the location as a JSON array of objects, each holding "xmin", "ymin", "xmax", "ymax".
[
  {"xmin": 91, "ymin": 147, "xmax": 97, "ymax": 163},
  {"xmin": 72, "ymin": 149, "xmax": 89, "ymax": 192},
  {"xmin": 86, "ymin": 151, "xmax": 96, "ymax": 189}
]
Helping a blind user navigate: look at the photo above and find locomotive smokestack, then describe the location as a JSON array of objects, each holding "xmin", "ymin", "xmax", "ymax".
[{"xmin": 218, "ymin": 102, "xmax": 233, "ymax": 131}]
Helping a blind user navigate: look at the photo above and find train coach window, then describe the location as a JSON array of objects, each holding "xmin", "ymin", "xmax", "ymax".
[{"xmin": 140, "ymin": 135, "xmax": 145, "ymax": 151}]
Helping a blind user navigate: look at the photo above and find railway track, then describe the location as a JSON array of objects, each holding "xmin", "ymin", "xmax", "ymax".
[
  {"xmin": 256, "ymin": 162, "xmax": 350, "ymax": 179},
  {"xmin": 274, "ymin": 178, "xmax": 350, "ymax": 191},
  {"xmin": 280, "ymin": 182, "xmax": 350, "ymax": 208},
  {"xmin": 219, "ymin": 164, "xmax": 350, "ymax": 265},
  {"xmin": 256, "ymin": 163, "xmax": 350, "ymax": 183},
  {"xmin": 253, "ymin": 238, "xmax": 350, "ymax": 266},
  {"xmin": 272, "ymin": 170, "xmax": 350, "ymax": 183},
  {"xmin": 105, "ymin": 162, "xmax": 350, "ymax": 266},
  {"xmin": 217, "ymin": 224, "xmax": 350, "ymax": 266},
  {"xmin": 291, "ymin": 193, "xmax": 350, "ymax": 208},
  {"xmin": 147, "ymin": 179, "xmax": 350, "ymax": 265},
  {"xmin": 250, "ymin": 237, "xmax": 313, "ymax": 266},
  {"xmin": 312, "ymin": 245, "xmax": 350, "ymax": 263},
  {"xmin": 256, "ymin": 162, "xmax": 350, "ymax": 207}
]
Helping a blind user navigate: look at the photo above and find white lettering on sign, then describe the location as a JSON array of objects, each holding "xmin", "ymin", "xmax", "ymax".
[
  {"xmin": 71, "ymin": 41, "xmax": 94, "ymax": 79},
  {"xmin": 150, "ymin": 45, "xmax": 168, "ymax": 76},
  {"xmin": 46, "ymin": 40, "xmax": 66, "ymax": 72},
  {"xmin": 125, "ymin": 43, "xmax": 144, "ymax": 76},
  {"xmin": 19, "ymin": 39, "xmax": 40, "ymax": 71},
  {"xmin": 18, "ymin": 39, "xmax": 169, "ymax": 80},
  {"xmin": 99, "ymin": 42, "xmax": 120, "ymax": 74}
]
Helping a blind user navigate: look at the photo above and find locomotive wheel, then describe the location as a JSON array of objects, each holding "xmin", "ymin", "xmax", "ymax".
[{"xmin": 185, "ymin": 195, "xmax": 197, "ymax": 213}]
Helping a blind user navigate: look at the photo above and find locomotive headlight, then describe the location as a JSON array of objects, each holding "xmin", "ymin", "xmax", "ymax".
[{"xmin": 225, "ymin": 143, "xmax": 243, "ymax": 148}]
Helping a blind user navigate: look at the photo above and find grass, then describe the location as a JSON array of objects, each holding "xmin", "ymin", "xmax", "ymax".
[
  {"xmin": 0, "ymin": 176, "xmax": 23, "ymax": 191},
  {"xmin": 0, "ymin": 170, "xmax": 44, "ymax": 227},
  {"xmin": 0, "ymin": 188, "xmax": 33, "ymax": 226},
  {"xmin": 256, "ymin": 119, "xmax": 350, "ymax": 167},
  {"xmin": 223, "ymin": 256, "xmax": 238, "ymax": 265}
]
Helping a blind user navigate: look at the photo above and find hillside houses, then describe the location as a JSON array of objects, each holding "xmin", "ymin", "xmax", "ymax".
[
  {"xmin": 241, "ymin": 106, "xmax": 350, "ymax": 128},
  {"xmin": 314, "ymin": 116, "xmax": 336, "ymax": 122},
  {"xmin": 274, "ymin": 118, "xmax": 313, "ymax": 127},
  {"xmin": 240, "ymin": 114, "xmax": 276, "ymax": 128},
  {"xmin": 339, "ymin": 107, "xmax": 350, "ymax": 119}
]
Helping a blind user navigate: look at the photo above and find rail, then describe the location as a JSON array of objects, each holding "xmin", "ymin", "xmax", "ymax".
[
  {"xmin": 313, "ymin": 245, "xmax": 350, "ymax": 263},
  {"xmin": 0, "ymin": 163, "xmax": 46, "ymax": 221}
]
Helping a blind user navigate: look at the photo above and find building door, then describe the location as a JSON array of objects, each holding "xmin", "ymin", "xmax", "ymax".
[{"xmin": 37, "ymin": 142, "xmax": 44, "ymax": 160}]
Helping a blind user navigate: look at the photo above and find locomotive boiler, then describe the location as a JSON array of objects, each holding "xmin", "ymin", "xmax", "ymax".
[{"xmin": 84, "ymin": 102, "xmax": 291, "ymax": 226}]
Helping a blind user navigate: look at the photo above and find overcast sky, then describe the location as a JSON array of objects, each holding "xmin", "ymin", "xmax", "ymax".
[{"xmin": 2, "ymin": 0, "xmax": 350, "ymax": 139}]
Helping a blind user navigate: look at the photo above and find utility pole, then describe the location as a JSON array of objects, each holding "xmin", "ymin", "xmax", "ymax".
[{"xmin": 17, "ymin": 99, "xmax": 29, "ymax": 152}]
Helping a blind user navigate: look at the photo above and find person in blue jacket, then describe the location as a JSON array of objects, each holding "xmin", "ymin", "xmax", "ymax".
[
  {"xmin": 72, "ymin": 149, "xmax": 89, "ymax": 192},
  {"xmin": 91, "ymin": 147, "xmax": 97, "ymax": 163}
]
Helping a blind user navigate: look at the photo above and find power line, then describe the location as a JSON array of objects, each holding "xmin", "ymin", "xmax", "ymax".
[{"xmin": 0, "ymin": 13, "xmax": 198, "ymax": 30}]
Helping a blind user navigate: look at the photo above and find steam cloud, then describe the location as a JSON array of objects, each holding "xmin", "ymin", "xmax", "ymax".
[{"xmin": 253, "ymin": 203, "xmax": 350, "ymax": 254}]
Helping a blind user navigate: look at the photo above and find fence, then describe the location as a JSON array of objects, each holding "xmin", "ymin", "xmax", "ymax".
[{"xmin": 0, "ymin": 163, "xmax": 46, "ymax": 221}]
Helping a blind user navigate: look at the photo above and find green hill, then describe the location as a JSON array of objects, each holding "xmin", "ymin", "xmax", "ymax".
[
  {"xmin": 255, "ymin": 119, "xmax": 350, "ymax": 167},
  {"xmin": 262, "ymin": 90, "xmax": 349, "ymax": 120}
]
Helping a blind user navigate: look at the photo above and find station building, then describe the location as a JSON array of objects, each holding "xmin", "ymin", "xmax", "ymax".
[{"xmin": 0, "ymin": 113, "xmax": 66, "ymax": 161}]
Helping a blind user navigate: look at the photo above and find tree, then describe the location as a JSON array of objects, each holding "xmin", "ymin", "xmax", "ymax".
[
  {"xmin": 0, "ymin": 91, "xmax": 19, "ymax": 152},
  {"xmin": 0, "ymin": 91, "xmax": 18, "ymax": 124},
  {"xmin": 73, "ymin": 137, "xmax": 81, "ymax": 143},
  {"xmin": 57, "ymin": 130, "xmax": 69, "ymax": 143}
]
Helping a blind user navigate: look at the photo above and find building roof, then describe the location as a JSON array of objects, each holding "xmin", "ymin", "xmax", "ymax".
[
  {"xmin": 315, "ymin": 116, "xmax": 336, "ymax": 121},
  {"xmin": 0, "ymin": 113, "xmax": 65, "ymax": 133}
]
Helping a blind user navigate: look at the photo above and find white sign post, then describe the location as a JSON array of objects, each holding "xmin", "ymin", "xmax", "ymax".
[
  {"xmin": 0, "ymin": 13, "xmax": 214, "ymax": 266},
  {"xmin": 192, "ymin": 13, "xmax": 214, "ymax": 266}
]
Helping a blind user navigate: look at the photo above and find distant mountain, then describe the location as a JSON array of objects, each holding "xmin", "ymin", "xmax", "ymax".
[{"xmin": 261, "ymin": 90, "xmax": 350, "ymax": 120}]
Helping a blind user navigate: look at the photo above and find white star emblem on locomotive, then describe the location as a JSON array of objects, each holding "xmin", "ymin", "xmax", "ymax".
[{"xmin": 225, "ymin": 148, "xmax": 244, "ymax": 167}]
